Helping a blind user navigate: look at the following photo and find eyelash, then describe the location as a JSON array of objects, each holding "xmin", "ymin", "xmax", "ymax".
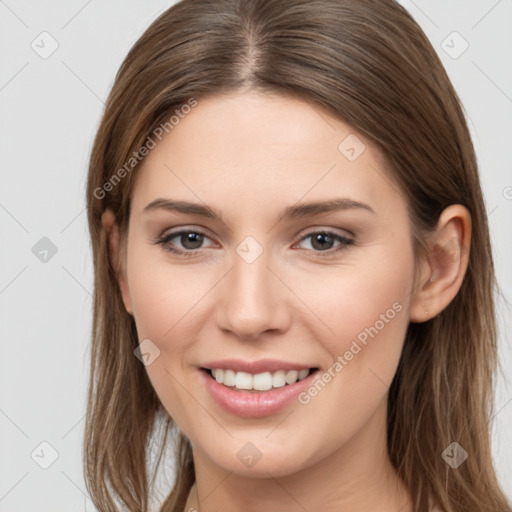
[{"xmin": 154, "ymin": 228, "xmax": 354, "ymax": 258}]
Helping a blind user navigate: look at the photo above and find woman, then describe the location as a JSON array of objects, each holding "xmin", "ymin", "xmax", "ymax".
[{"xmin": 84, "ymin": 1, "xmax": 511, "ymax": 511}]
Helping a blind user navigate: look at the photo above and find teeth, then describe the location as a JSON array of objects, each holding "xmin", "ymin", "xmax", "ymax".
[
  {"xmin": 298, "ymin": 368, "xmax": 309, "ymax": 380},
  {"xmin": 253, "ymin": 372, "xmax": 273, "ymax": 391},
  {"xmin": 223, "ymin": 369, "xmax": 236, "ymax": 386},
  {"xmin": 285, "ymin": 370, "xmax": 298, "ymax": 384},
  {"xmin": 209, "ymin": 368, "xmax": 312, "ymax": 390},
  {"xmin": 235, "ymin": 371, "xmax": 253, "ymax": 390},
  {"xmin": 272, "ymin": 370, "xmax": 286, "ymax": 388}
]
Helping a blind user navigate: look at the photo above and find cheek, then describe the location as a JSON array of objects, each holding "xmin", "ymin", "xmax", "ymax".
[
  {"xmin": 291, "ymin": 241, "xmax": 413, "ymax": 412},
  {"xmin": 293, "ymin": 240, "xmax": 414, "ymax": 356},
  {"xmin": 125, "ymin": 248, "xmax": 207, "ymax": 427},
  {"xmin": 291, "ymin": 241, "xmax": 414, "ymax": 442},
  {"xmin": 124, "ymin": 246, "xmax": 220, "ymax": 428},
  {"xmin": 126, "ymin": 245, "xmax": 212, "ymax": 350}
]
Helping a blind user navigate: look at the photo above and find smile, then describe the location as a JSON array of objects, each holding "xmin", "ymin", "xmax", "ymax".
[
  {"xmin": 199, "ymin": 361, "xmax": 321, "ymax": 417},
  {"xmin": 205, "ymin": 368, "xmax": 314, "ymax": 391}
]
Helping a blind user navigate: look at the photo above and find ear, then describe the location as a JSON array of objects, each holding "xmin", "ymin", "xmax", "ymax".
[
  {"xmin": 101, "ymin": 209, "xmax": 133, "ymax": 315},
  {"xmin": 409, "ymin": 204, "xmax": 471, "ymax": 323}
]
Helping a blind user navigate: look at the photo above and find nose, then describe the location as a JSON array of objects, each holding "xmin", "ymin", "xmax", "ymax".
[{"xmin": 215, "ymin": 246, "xmax": 291, "ymax": 341}]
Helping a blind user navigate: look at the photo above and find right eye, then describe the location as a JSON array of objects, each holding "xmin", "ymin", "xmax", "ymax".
[{"xmin": 155, "ymin": 228, "xmax": 216, "ymax": 256}]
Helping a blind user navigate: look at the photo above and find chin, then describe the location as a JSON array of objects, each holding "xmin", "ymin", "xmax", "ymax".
[{"xmin": 199, "ymin": 439, "xmax": 317, "ymax": 479}]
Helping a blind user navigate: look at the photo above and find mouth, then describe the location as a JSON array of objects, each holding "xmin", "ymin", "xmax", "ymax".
[
  {"xmin": 200, "ymin": 367, "xmax": 320, "ymax": 392},
  {"xmin": 198, "ymin": 358, "xmax": 322, "ymax": 417}
]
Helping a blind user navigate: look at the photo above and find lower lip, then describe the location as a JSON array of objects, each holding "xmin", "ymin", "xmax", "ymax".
[{"xmin": 200, "ymin": 369, "xmax": 319, "ymax": 417}]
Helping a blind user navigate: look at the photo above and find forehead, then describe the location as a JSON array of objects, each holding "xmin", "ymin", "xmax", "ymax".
[{"xmin": 130, "ymin": 92, "xmax": 405, "ymax": 220}]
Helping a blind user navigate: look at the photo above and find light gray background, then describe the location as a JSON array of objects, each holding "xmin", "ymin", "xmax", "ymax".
[{"xmin": 0, "ymin": 1, "xmax": 511, "ymax": 510}]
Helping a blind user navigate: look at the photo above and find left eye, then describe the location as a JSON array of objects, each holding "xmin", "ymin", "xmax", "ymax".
[
  {"xmin": 155, "ymin": 229, "xmax": 353, "ymax": 256},
  {"xmin": 295, "ymin": 231, "xmax": 353, "ymax": 253}
]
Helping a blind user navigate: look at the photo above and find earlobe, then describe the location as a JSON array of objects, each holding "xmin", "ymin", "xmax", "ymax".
[
  {"xmin": 409, "ymin": 205, "xmax": 471, "ymax": 323},
  {"xmin": 101, "ymin": 209, "xmax": 133, "ymax": 315}
]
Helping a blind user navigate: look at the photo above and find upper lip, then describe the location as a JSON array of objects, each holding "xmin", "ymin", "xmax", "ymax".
[{"xmin": 201, "ymin": 359, "xmax": 316, "ymax": 374}]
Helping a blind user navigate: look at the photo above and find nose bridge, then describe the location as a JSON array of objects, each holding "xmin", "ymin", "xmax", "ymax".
[{"xmin": 216, "ymin": 237, "xmax": 288, "ymax": 338}]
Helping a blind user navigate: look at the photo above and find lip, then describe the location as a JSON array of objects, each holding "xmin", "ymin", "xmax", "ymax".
[
  {"xmin": 199, "ymin": 365, "xmax": 320, "ymax": 418},
  {"xmin": 201, "ymin": 358, "xmax": 314, "ymax": 374}
]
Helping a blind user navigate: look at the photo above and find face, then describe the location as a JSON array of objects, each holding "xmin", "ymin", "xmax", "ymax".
[{"xmin": 117, "ymin": 91, "xmax": 418, "ymax": 477}]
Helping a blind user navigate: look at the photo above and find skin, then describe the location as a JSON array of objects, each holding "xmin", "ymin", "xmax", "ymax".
[{"xmin": 102, "ymin": 91, "xmax": 471, "ymax": 512}]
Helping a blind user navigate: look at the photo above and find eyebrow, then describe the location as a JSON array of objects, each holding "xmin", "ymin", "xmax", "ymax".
[{"xmin": 142, "ymin": 197, "xmax": 375, "ymax": 222}]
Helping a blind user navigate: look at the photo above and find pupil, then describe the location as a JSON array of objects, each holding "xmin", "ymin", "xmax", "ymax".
[
  {"xmin": 182, "ymin": 232, "xmax": 203, "ymax": 249},
  {"xmin": 312, "ymin": 233, "xmax": 333, "ymax": 251}
]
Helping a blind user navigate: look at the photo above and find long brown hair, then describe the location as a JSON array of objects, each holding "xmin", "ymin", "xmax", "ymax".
[{"xmin": 84, "ymin": 1, "xmax": 511, "ymax": 510}]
